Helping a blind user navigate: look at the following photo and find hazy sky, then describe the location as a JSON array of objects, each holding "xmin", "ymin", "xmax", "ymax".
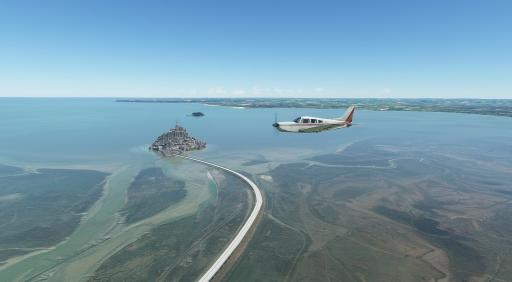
[{"xmin": 1, "ymin": 0, "xmax": 511, "ymax": 98}]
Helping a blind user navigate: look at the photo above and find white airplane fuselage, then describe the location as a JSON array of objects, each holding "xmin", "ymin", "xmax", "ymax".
[
  {"xmin": 275, "ymin": 118, "xmax": 349, "ymax": 132},
  {"xmin": 273, "ymin": 105, "xmax": 355, "ymax": 133}
]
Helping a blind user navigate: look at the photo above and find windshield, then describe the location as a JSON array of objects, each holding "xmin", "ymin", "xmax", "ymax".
[{"xmin": 293, "ymin": 117, "xmax": 301, "ymax": 123}]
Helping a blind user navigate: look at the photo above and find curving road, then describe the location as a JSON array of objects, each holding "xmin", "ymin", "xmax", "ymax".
[{"xmin": 177, "ymin": 155, "xmax": 263, "ymax": 282}]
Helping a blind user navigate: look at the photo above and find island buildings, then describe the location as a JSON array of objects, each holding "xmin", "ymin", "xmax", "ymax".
[{"xmin": 150, "ymin": 123, "xmax": 206, "ymax": 156}]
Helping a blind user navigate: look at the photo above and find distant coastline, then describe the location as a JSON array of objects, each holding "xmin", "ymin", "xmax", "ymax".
[{"xmin": 116, "ymin": 98, "xmax": 512, "ymax": 118}]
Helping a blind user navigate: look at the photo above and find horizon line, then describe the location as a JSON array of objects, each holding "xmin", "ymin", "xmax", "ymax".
[{"xmin": 1, "ymin": 96, "xmax": 511, "ymax": 100}]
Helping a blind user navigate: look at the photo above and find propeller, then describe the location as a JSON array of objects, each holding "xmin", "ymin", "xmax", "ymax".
[
  {"xmin": 272, "ymin": 113, "xmax": 279, "ymax": 128},
  {"xmin": 272, "ymin": 112, "xmax": 282, "ymax": 136}
]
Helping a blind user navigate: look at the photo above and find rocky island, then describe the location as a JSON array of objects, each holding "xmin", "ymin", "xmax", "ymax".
[{"xmin": 150, "ymin": 123, "xmax": 206, "ymax": 156}]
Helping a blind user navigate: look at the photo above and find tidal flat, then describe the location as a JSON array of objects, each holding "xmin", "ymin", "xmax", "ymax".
[
  {"xmin": 227, "ymin": 140, "xmax": 512, "ymax": 281},
  {"xmin": 1, "ymin": 98, "xmax": 511, "ymax": 281},
  {"xmin": 91, "ymin": 168, "xmax": 252, "ymax": 281},
  {"xmin": 0, "ymin": 165, "xmax": 108, "ymax": 259},
  {"xmin": 122, "ymin": 167, "xmax": 187, "ymax": 224}
]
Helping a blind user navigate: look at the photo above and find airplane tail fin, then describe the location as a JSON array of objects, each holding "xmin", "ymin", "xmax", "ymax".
[{"xmin": 338, "ymin": 105, "xmax": 355, "ymax": 123}]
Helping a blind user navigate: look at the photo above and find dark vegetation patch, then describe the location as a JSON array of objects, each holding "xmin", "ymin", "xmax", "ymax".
[
  {"xmin": 309, "ymin": 154, "xmax": 390, "ymax": 167},
  {"xmin": 495, "ymin": 189, "xmax": 512, "ymax": 195},
  {"xmin": 270, "ymin": 162, "xmax": 356, "ymax": 189},
  {"xmin": 374, "ymin": 206, "xmax": 485, "ymax": 280},
  {"xmin": 476, "ymin": 179, "xmax": 503, "ymax": 186},
  {"xmin": 0, "ymin": 249, "xmax": 31, "ymax": 262},
  {"xmin": 92, "ymin": 172, "xmax": 251, "ymax": 281},
  {"xmin": 435, "ymin": 237, "xmax": 485, "ymax": 281},
  {"xmin": 0, "ymin": 167, "xmax": 109, "ymax": 249},
  {"xmin": 414, "ymin": 218, "xmax": 450, "ymax": 236},
  {"xmin": 0, "ymin": 164, "xmax": 23, "ymax": 176},
  {"xmin": 308, "ymin": 200, "xmax": 339, "ymax": 225},
  {"xmin": 267, "ymin": 163, "xmax": 317, "ymax": 229},
  {"xmin": 333, "ymin": 186, "xmax": 372, "ymax": 201},
  {"xmin": 412, "ymin": 195, "xmax": 445, "ymax": 214},
  {"xmin": 291, "ymin": 233, "xmax": 446, "ymax": 282},
  {"xmin": 122, "ymin": 167, "xmax": 186, "ymax": 224},
  {"xmin": 484, "ymin": 206, "xmax": 512, "ymax": 240},
  {"xmin": 308, "ymin": 142, "xmax": 397, "ymax": 167},
  {"xmin": 242, "ymin": 159, "xmax": 269, "ymax": 166},
  {"xmin": 374, "ymin": 206, "xmax": 448, "ymax": 236},
  {"xmin": 226, "ymin": 216, "xmax": 306, "ymax": 281}
]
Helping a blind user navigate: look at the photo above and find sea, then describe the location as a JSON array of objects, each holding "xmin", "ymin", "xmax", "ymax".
[
  {"xmin": 1, "ymin": 98, "xmax": 510, "ymax": 168},
  {"xmin": 0, "ymin": 98, "xmax": 511, "ymax": 280}
]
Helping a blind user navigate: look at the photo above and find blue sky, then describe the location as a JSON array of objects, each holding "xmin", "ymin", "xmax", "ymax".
[{"xmin": 1, "ymin": 0, "xmax": 510, "ymax": 98}]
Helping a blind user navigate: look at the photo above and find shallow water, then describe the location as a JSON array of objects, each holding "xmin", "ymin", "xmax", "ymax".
[
  {"xmin": 0, "ymin": 98, "xmax": 511, "ymax": 280},
  {"xmin": 1, "ymin": 98, "xmax": 510, "ymax": 166}
]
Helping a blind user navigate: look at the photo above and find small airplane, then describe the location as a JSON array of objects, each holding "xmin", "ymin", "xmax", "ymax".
[{"xmin": 272, "ymin": 105, "xmax": 355, "ymax": 133}]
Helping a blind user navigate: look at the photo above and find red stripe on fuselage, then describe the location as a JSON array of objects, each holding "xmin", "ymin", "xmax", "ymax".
[{"xmin": 285, "ymin": 122, "xmax": 345, "ymax": 126}]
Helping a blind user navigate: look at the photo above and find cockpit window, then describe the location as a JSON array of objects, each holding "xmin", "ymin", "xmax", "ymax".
[
  {"xmin": 293, "ymin": 117, "xmax": 301, "ymax": 123},
  {"xmin": 302, "ymin": 118, "xmax": 310, "ymax": 123}
]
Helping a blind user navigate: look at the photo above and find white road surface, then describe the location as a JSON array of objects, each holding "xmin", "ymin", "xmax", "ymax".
[{"xmin": 178, "ymin": 155, "xmax": 263, "ymax": 282}]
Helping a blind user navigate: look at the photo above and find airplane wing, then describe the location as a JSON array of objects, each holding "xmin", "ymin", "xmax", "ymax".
[{"xmin": 298, "ymin": 124, "xmax": 342, "ymax": 133}]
